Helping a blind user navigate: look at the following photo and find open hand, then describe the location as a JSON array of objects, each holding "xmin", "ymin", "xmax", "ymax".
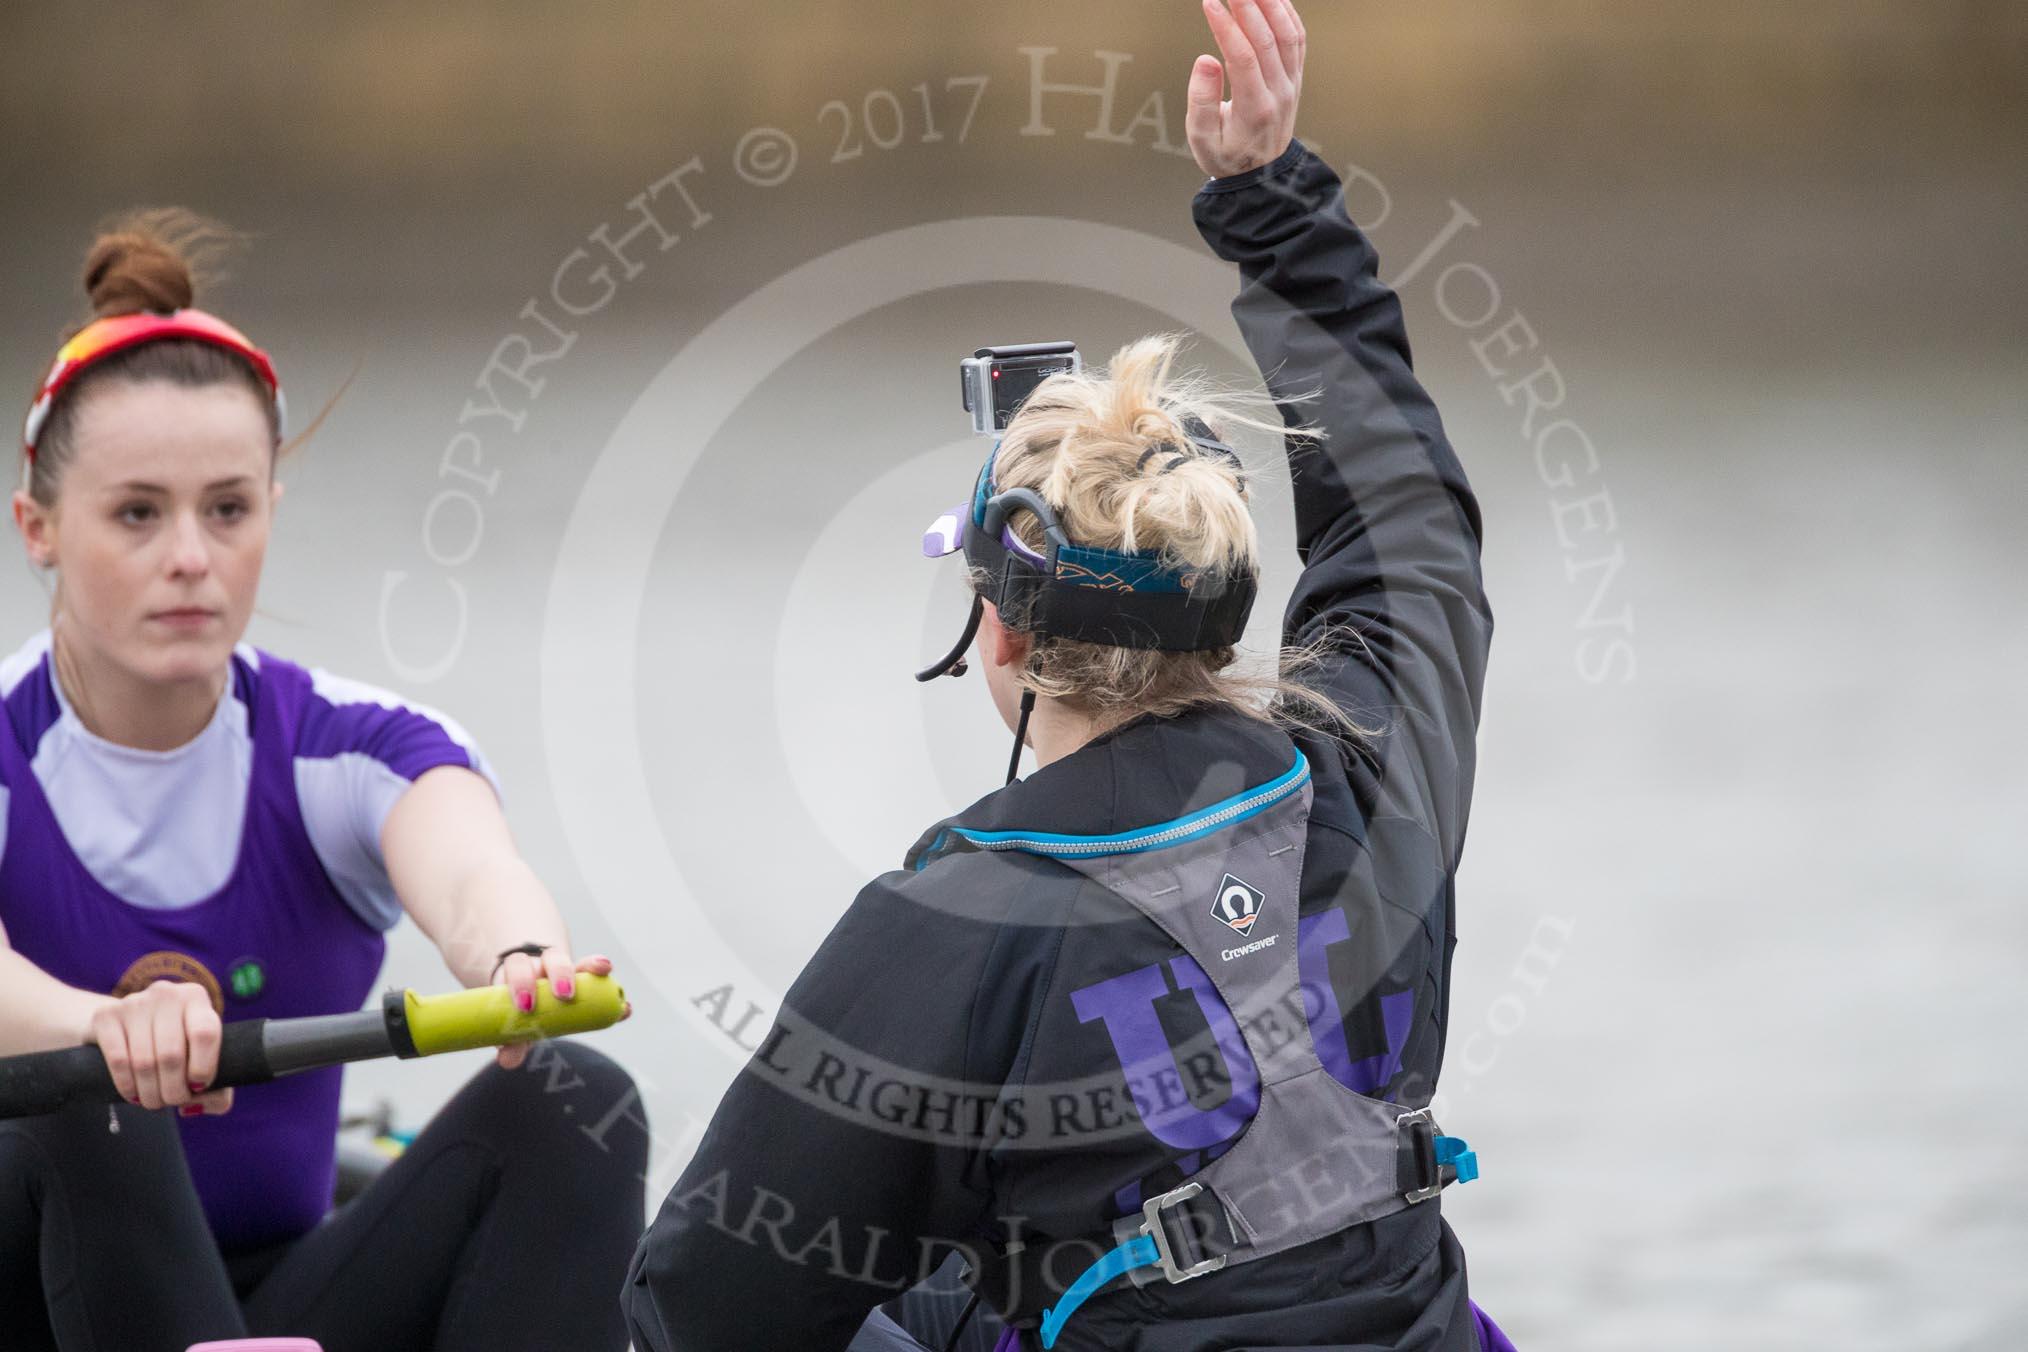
[{"xmin": 1186, "ymin": 0, "xmax": 1306, "ymax": 179}]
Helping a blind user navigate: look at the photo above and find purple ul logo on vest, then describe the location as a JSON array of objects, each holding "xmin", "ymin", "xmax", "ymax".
[
  {"xmin": 1070, "ymin": 908, "xmax": 1417, "ymax": 1150},
  {"xmin": 1211, "ymin": 873, "xmax": 1264, "ymax": 935}
]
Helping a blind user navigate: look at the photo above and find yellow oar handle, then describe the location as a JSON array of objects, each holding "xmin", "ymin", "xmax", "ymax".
[
  {"xmin": 398, "ymin": 973, "xmax": 626, "ymax": 1056},
  {"xmin": 0, "ymin": 975, "xmax": 629, "ymax": 1118}
]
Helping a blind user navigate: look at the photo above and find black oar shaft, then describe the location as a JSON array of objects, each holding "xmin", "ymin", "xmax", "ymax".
[
  {"xmin": 0, "ymin": 1019, "xmax": 273, "ymax": 1117},
  {"xmin": 262, "ymin": 1008, "xmax": 396, "ymax": 1077}
]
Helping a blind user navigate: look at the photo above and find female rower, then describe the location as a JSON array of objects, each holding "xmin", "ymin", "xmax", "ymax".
[
  {"xmin": 627, "ymin": 1, "xmax": 1514, "ymax": 1347},
  {"xmin": 0, "ymin": 211, "xmax": 646, "ymax": 1351}
]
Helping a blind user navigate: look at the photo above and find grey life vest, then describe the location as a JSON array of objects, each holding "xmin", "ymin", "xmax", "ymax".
[{"xmin": 957, "ymin": 752, "xmax": 1477, "ymax": 1346}]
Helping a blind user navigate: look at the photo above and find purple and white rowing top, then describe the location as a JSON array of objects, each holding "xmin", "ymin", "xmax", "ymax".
[{"xmin": 0, "ymin": 631, "xmax": 495, "ymax": 1253}]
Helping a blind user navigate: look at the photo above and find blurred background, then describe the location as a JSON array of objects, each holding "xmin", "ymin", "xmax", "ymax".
[{"xmin": 3, "ymin": 4, "xmax": 2024, "ymax": 1348}]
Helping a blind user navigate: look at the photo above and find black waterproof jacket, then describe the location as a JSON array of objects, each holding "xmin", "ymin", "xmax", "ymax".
[{"xmin": 626, "ymin": 139, "xmax": 1493, "ymax": 1352}]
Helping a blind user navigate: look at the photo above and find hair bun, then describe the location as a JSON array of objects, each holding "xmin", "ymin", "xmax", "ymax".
[
  {"xmin": 84, "ymin": 232, "xmax": 193, "ymax": 317},
  {"xmin": 80, "ymin": 207, "xmax": 238, "ymax": 319}
]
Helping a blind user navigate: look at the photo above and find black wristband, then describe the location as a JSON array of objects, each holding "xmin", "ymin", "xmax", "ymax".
[{"xmin": 490, "ymin": 942, "xmax": 549, "ymax": 983}]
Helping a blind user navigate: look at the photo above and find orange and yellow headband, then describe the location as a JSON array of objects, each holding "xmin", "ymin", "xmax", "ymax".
[{"xmin": 22, "ymin": 308, "xmax": 285, "ymax": 459}]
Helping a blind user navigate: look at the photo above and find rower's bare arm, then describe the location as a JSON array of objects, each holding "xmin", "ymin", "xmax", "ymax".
[
  {"xmin": 0, "ymin": 919, "xmax": 232, "ymax": 1114},
  {"xmin": 383, "ymin": 764, "xmax": 629, "ymax": 1070},
  {"xmin": 0, "ymin": 921, "xmax": 112, "ymax": 1057}
]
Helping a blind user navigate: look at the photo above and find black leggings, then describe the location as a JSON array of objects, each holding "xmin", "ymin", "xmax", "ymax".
[{"xmin": 0, "ymin": 1040, "xmax": 647, "ymax": 1352}]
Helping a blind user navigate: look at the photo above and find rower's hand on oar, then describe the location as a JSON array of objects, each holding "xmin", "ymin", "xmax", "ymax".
[
  {"xmin": 1186, "ymin": 0, "xmax": 1306, "ymax": 180},
  {"xmin": 86, "ymin": 980, "xmax": 234, "ymax": 1116},
  {"xmin": 492, "ymin": 951, "xmax": 633, "ymax": 1070}
]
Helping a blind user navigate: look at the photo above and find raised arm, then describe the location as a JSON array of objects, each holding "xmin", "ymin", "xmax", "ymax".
[{"xmin": 1188, "ymin": 0, "xmax": 1492, "ymax": 863}]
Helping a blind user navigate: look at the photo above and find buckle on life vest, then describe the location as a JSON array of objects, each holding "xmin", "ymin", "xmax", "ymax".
[
  {"xmin": 1397, "ymin": 1107, "xmax": 1479, "ymax": 1203},
  {"xmin": 1140, "ymin": 1180, "xmax": 1230, "ymax": 1284},
  {"xmin": 1039, "ymin": 1182, "xmax": 1231, "ymax": 1348}
]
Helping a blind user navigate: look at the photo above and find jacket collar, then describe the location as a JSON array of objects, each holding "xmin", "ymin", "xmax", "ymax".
[{"xmin": 907, "ymin": 704, "xmax": 1308, "ymax": 871}]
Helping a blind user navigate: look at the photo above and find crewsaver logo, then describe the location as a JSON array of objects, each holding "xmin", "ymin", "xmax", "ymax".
[{"xmin": 1212, "ymin": 874, "xmax": 1265, "ymax": 935}]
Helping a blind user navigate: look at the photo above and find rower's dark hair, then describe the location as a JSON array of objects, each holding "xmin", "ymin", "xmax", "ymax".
[{"xmin": 24, "ymin": 208, "xmax": 277, "ymax": 506}]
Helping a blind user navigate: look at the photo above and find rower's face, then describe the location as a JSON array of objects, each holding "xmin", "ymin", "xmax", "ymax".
[{"xmin": 14, "ymin": 380, "xmax": 279, "ymax": 687}]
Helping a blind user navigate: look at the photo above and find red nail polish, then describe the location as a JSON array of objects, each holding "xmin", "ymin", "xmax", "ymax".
[
  {"xmin": 515, "ymin": 990, "xmax": 534, "ymax": 1013},
  {"xmin": 557, "ymin": 978, "xmax": 575, "ymax": 1000},
  {"xmin": 127, "ymin": 1096, "xmax": 141, "ymax": 1106},
  {"xmin": 180, "ymin": 1104, "xmax": 202, "ymax": 1117},
  {"xmin": 189, "ymin": 1082, "xmax": 206, "ymax": 1095}
]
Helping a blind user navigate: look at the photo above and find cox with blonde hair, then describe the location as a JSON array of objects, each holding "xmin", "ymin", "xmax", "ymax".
[
  {"xmin": 934, "ymin": 331, "xmax": 1370, "ymax": 770},
  {"xmin": 629, "ymin": 2, "xmax": 1514, "ymax": 1351}
]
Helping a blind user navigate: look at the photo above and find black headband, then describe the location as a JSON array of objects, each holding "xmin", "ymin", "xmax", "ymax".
[{"xmin": 961, "ymin": 417, "xmax": 1258, "ymax": 653}]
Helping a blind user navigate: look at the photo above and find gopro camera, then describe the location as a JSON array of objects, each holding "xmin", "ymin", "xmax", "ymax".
[{"xmin": 959, "ymin": 342, "xmax": 1081, "ymax": 436}]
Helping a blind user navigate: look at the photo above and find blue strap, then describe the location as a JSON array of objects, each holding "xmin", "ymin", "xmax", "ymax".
[
  {"xmin": 1043, "ymin": 1146, "xmax": 1478, "ymax": 1348},
  {"xmin": 1039, "ymin": 1233, "xmax": 1160, "ymax": 1349},
  {"xmin": 1435, "ymin": 1134, "xmax": 1479, "ymax": 1185}
]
